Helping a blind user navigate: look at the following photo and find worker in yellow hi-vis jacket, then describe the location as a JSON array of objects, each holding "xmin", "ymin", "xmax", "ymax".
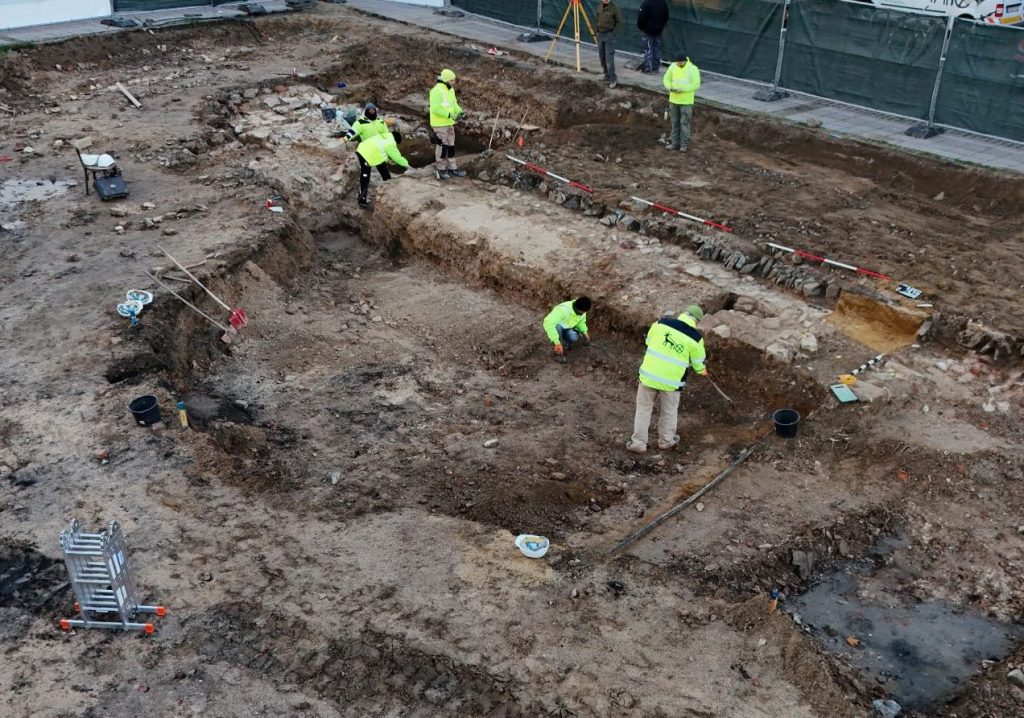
[
  {"xmin": 662, "ymin": 52, "xmax": 701, "ymax": 152},
  {"xmin": 355, "ymin": 130, "xmax": 408, "ymax": 208},
  {"xmin": 429, "ymin": 68, "xmax": 466, "ymax": 181},
  {"xmin": 628, "ymin": 305, "xmax": 707, "ymax": 453},
  {"xmin": 542, "ymin": 297, "xmax": 592, "ymax": 360}
]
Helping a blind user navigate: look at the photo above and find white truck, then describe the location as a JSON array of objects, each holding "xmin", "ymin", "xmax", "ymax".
[{"xmin": 857, "ymin": 0, "xmax": 1023, "ymax": 24}]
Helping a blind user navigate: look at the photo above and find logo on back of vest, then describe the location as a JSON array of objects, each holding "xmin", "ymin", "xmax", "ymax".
[{"xmin": 663, "ymin": 332, "xmax": 686, "ymax": 355}]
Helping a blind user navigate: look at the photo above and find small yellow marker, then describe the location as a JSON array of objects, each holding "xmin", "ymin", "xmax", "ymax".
[{"xmin": 176, "ymin": 401, "xmax": 189, "ymax": 429}]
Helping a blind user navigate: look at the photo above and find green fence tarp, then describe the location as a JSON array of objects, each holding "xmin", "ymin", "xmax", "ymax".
[
  {"xmin": 536, "ymin": 0, "xmax": 781, "ymax": 82},
  {"xmin": 450, "ymin": 0, "xmax": 1023, "ymax": 143},
  {"xmin": 780, "ymin": 0, "xmax": 946, "ymax": 120},
  {"xmin": 934, "ymin": 21, "xmax": 1024, "ymax": 141},
  {"xmin": 450, "ymin": 0, "xmax": 540, "ymax": 28},
  {"xmin": 113, "ymin": 0, "xmax": 235, "ymax": 11}
]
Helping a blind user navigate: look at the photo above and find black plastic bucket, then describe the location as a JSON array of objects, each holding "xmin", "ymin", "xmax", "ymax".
[
  {"xmin": 129, "ymin": 395, "xmax": 161, "ymax": 426},
  {"xmin": 772, "ymin": 409, "xmax": 800, "ymax": 438}
]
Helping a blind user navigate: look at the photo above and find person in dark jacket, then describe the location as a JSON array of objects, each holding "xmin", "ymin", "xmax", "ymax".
[
  {"xmin": 596, "ymin": 0, "xmax": 622, "ymax": 88},
  {"xmin": 637, "ymin": 0, "xmax": 669, "ymax": 73}
]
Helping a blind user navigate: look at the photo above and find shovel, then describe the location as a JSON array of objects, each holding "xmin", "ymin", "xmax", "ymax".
[
  {"xmin": 144, "ymin": 271, "xmax": 238, "ymax": 344},
  {"xmin": 702, "ymin": 374, "xmax": 734, "ymax": 404},
  {"xmin": 157, "ymin": 245, "xmax": 248, "ymax": 330}
]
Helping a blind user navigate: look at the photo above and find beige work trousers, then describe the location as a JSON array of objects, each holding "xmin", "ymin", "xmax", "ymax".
[
  {"xmin": 630, "ymin": 383, "xmax": 681, "ymax": 451},
  {"xmin": 433, "ymin": 125, "xmax": 456, "ymax": 170}
]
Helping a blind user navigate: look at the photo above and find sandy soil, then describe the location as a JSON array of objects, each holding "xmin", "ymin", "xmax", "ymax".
[{"xmin": 1, "ymin": 6, "xmax": 1023, "ymax": 718}]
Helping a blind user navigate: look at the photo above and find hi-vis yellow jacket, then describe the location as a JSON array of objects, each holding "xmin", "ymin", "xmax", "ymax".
[
  {"xmin": 356, "ymin": 133, "xmax": 409, "ymax": 168},
  {"xmin": 543, "ymin": 300, "xmax": 589, "ymax": 345},
  {"xmin": 638, "ymin": 313, "xmax": 706, "ymax": 391},
  {"xmin": 429, "ymin": 82, "xmax": 462, "ymax": 128},
  {"xmin": 663, "ymin": 60, "xmax": 701, "ymax": 105}
]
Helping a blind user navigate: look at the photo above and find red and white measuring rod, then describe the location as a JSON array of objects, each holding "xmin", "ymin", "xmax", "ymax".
[
  {"xmin": 766, "ymin": 242, "xmax": 892, "ymax": 280},
  {"xmin": 506, "ymin": 154, "xmax": 594, "ymax": 194},
  {"xmin": 630, "ymin": 196, "xmax": 733, "ymax": 233}
]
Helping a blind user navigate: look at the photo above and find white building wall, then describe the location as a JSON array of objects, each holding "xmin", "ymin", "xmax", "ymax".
[
  {"xmin": 0, "ymin": 0, "xmax": 111, "ymax": 30},
  {"xmin": 391, "ymin": 0, "xmax": 445, "ymax": 7}
]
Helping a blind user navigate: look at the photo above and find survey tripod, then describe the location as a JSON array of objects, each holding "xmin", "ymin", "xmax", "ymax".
[{"xmin": 545, "ymin": 0, "xmax": 598, "ymax": 73}]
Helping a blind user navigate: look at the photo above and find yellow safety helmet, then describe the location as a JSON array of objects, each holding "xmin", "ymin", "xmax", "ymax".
[
  {"xmin": 679, "ymin": 305, "xmax": 704, "ymax": 322},
  {"xmin": 439, "ymin": 68, "xmax": 456, "ymax": 83}
]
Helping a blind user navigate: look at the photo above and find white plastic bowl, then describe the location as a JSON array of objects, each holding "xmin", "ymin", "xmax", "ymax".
[{"xmin": 514, "ymin": 534, "xmax": 550, "ymax": 558}]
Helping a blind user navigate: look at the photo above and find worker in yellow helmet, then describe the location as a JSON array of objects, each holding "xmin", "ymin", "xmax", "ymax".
[
  {"xmin": 355, "ymin": 130, "xmax": 408, "ymax": 208},
  {"xmin": 429, "ymin": 68, "xmax": 466, "ymax": 181},
  {"xmin": 627, "ymin": 305, "xmax": 707, "ymax": 453},
  {"xmin": 542, "ymin": 297, "xmax": 592, "ymax": 361}
]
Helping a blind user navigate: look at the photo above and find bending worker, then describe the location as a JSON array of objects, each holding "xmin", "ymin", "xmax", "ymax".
[
  {"xmin": 343, "ymin": 102, "xmax": 392, "ymax": 142},
  {"xmin": 355, "ymin": 130, "xmax": 408, "ymax": 208},
  {"xmin": 429, "ymin": 68, "xmax": 467, "ymax": 180},
  {"xmin": 543, "ymin": 297, "xmax": 592, "ymax": 359},
  {"xmin": 628, "ymin": 305, "xmax": 706, "ymax": 453}
]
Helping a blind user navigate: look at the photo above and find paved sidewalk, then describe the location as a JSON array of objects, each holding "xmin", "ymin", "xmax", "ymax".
[
  {"xmin": 0, "ymin": 1, "xmax": 290, "ymax": 44},
  {"xmin": 347, "ymin": 0, "xmax": 1024, "ymax": 174}
]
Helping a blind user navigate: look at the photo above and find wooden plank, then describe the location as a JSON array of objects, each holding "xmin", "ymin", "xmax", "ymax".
[{"xmin": 115, "ymin": 82, "xmax": 142, "ymax": 109}]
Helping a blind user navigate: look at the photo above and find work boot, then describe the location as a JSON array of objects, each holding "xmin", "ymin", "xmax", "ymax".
[
  {"xmin": 679, "ymin": 146, "xmax": 688, "ymax": 153},
  {"xmin": 626, "ymin": 441, "xmax": 647, "ymax": 455},
  {"xmin": 609, "ymin": 81, "xmax": 617, "ymax": 89},
  {"xmin": 665, "ymin": 144, "xmax": 679, "ymax": 151},
  {"xmin": 435, "ymin": 168, "xmax": 450, "ymax": 180},
  {"xmin": 448, "ymin": 168, "xmax": 467, "ymax": 178},
  {"xmin": 657, "ymin": 435, "xmax": 680, "ymax": 451},
  {"xmin": 357, "ymin": 195, "xmax": 369, "ymax": 208}
]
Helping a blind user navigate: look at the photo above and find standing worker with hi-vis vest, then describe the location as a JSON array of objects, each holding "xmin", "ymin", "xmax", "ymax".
[
  {"xmin": 627, "ymin": 305, "xmax": 707, "ymax": 453},
  {"xmin": 429, "ymin": 69, "xmax": 467, "ymax": 181},
  {"xmin": 662, "ymin": 52, "xmax": 701, "ymax": 152}
]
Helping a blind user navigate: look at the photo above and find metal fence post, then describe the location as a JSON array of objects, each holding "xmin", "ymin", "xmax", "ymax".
[
  {"xmin": 754, "ymin": 0, "xmax": 792, "ymax": 101},
  {"xmin": 905, "ymin": 14, "xmax": 953, "ymax": 138},
  {"xmin": 518, "ymin": 0, "xmax": 548, "ymax": 41}
]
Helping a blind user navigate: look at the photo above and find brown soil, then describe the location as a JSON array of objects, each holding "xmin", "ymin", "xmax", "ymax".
[{"xmin": 1, "ymin": 7, "xmax": 1022, "ymax": 718}]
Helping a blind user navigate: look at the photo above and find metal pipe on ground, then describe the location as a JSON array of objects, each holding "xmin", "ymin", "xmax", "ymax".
[{"xmin": 606, "ymin": 431, "xmax": 771, "ymax": 556}]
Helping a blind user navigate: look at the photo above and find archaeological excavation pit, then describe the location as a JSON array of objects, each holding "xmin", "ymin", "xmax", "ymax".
[{"xmin": 3, "ymin": 11, "xmax": 1024, "ymax": 718}]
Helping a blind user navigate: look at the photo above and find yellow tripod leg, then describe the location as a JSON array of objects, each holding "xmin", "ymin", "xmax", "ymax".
[
  {"xmin": 545, "ymin": 2, "xmax": 573, "ymax": 62},
  {"xmin": 574, "ymin": 1, "xmax": 581, "ymax": 72},
  {"xmin": 579, "ymin": 1, "xmax": 599, "ymax": 45}
]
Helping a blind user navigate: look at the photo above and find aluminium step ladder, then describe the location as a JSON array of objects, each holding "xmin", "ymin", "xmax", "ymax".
[{"xmin": 58, "ymin": 518, "xmax": 165, "ymax": 633}]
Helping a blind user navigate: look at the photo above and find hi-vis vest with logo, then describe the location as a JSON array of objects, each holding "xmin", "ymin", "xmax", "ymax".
[{"xmin": 638, "ymin": 315, "xmax": 706, "ymax": 391}]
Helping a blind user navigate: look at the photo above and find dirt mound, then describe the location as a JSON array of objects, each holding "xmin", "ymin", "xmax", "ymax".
[
  {"xmin": 0, "ymin": 542, "xmax": 68, "ymax": 618},
  {"xmin": 0, "ymin": 51, "xmax": 34, "ymax": 95},
  {"xmin": 191, "ymin": 602, "xmax": 541, "ymax": 716}
]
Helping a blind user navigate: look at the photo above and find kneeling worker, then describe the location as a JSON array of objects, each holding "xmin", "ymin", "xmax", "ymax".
[
  {"xmin": 356, "ymin": 130, "xmax": 408, "ymax": 208},
  {"xmin": 543, "ymin": 297, "xmax": 592, "ymax": 358},
  {"xmin": 628, "ymin": 305, "xmax": 706, "ymax": 453}
]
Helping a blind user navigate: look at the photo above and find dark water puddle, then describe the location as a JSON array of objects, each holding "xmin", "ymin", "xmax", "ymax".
[
  {"xmin": 0, "ymin": 178, "xmax": 75, "ymax": 213},
  {"xmin": 788, "ymin": 540, "xmax": 1021, "ymax": 710}
]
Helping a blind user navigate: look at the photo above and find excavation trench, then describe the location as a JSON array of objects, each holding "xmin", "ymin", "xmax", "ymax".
[
  {"xmin": 6, "ymin": 15, "xmax": 1024, "ymax": 718},
  {"xmin": 206, "ymin": 57, "xmax": 1024, "ymax": 361},
  {"xmin": 130, "ymin": 175, "xmax": 825, "ymax": 544}
]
